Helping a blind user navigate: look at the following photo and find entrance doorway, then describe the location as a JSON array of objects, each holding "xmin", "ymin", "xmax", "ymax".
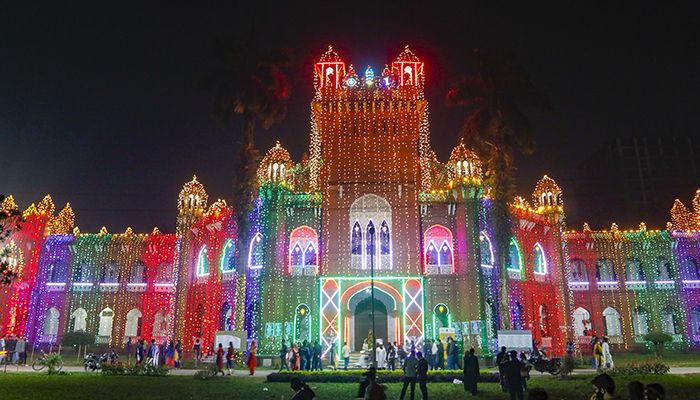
[{"xmin": 354, "ymin": 296, "xmax": 388, "ymax": 350}]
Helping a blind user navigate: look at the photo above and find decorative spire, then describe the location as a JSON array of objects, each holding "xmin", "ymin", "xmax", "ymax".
[
  {"xmin": 151, "ymin": 226, "xmax": 161, "ymax": 235},
  {"xmin": 123, "ymin": 226, "xmax": 134, "ymax": 236},
  {"xmin": 532, "ymin": 175, "xmax": 563, "ymax": 211},
  {"xmin": 178, "ymin": 175, "xmax": 208, "ymax": 211},
  {"xmin": 1, "ymin": 195, "xmax": 18, "ymax": 213},
  {"xmin": 49, "ymin": 202, "xmax": 75, "ymax": 235},
  {"xmin": 98, "ymin": 226, "xmax": 109, "ymax": 236},
  {"xmin": 36, "ymin": 195, "xmax": 55, "ymax": 216},
  {"xmin": 258, "ymin": 141, "xmax": 293, "ymax": 185},
  {"xmin": 73, "ymin": 226, "xmax": 81, "ymax": 236},
  {"xmin": 583, "ymin": 222, "xmax": 591, "ymax": 233},
  {"xmin": 639, "ymin": 222, "xmax": 647, "ymax": 232}
]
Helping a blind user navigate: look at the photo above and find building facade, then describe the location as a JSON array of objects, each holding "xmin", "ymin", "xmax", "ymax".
[{"xmin": 2, "ymin": 47, "xmax": 700, "ymax": 361}]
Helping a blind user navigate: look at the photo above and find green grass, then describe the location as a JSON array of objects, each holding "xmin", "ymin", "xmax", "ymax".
[{"xmin": 0, "ymin": 373, "xmax": 699, "ymax": 400}]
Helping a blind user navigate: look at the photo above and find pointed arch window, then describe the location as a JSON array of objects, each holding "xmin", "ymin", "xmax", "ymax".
[
  {"xmin": 573, "ymin": 307, "xmax": 591, "ymax": 336},
  {"xmin": 71, "ymin": 307, "xmax": 87, "ymax": 332},
  {"xmin": 596, "ymin": 258, "xmax": 617, "ymax": 282},
  {"xmin": 43, "ymin": 307, "xmax": 60, "ymax": 336},
  {"xmin": 73, "ymin": 261, "xmax": 91, "ymax": 283},
  {"xmin": 507, "ymin": 238, "xmax": 523, "ymax": 275},
  {"xmin": 349, "ymin": 194, "xmax": 391, "ymax": 270},
  {"xmin": 632, "ymin": 307, "xmax": 649, "ymax": 336},
  {"xmin": 289, "ymin": 226, "xmax": 318, "ymax": 275},
  {"xmin": 48, "ymin": 263, "xmax": 65, "ymax": 283},
  {"xmin": 124, "ymin": 308, "xmax": 142, "ymax": 338},
  {"xmin": 662, "ymin": 307, "xmax": 681, "ymax": 335},
  {"xmin": 533, "ymin": 243, "xmax": 547, "ymax": 275},
  {"xmin": 101, "ymin": 262, "xmax": 118, "ymax": 283},
  {"xmin": 568, "ymin": 259, "xmax": 587, "ymax": 282},
  {"xmin": 424, "ymin": 225, "xmax": 454, "ymax": 275},
  {"xmin": 656, "ymin": 257, "xmax": 674, "ymax": 281},
  {"xmin": 129, "ymin": 262, "xmax": 146, "ymax": 284},
  {"xmin": 380, "ymin": 221, "xmax": 390, "ymax": 255},
  {"xmin": 98, "ymin": 307, "xmax": 114, "ymax": 338},
  {"xmin": 196, "ymin": 245, "xmax": 209, "ymax": 277},
  {"xmin": 681, "ymin": 257, "xmax": 699, "ymax": 281},
  {"xmin": 365, "ymin": 220, "xmax": 376, "ymax": 262},
  {"xmin": 220, "ymin": 239, "xmax": 236, "ymax": 273},
  {"xmin": 248, "ymin": 233, "xmax": 264, "ymax": 269},
  {"xmin": 603, "ymin": 307, "xmax": 622, "ymax": 336},
  {"xmin": 479, "ymin": 232, "xmax": 494, "ymax": 268}
]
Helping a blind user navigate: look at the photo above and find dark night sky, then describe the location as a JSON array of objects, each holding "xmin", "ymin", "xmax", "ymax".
[{"xmin": 1, "ymin": 2, "xmax": 699, "ymax": 233}]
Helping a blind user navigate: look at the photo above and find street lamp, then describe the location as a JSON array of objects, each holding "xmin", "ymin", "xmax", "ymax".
[{"xmin": 368, "ymin": 225, "xmax": 376, "ymax": 368}]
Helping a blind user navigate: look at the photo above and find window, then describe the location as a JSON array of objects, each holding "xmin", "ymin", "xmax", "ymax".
[
  {"xmin": 569, "ymin": 259, "xmax": 587, "ymax": 282},
  {"xmin": 98, "ymin": 307, "xmax": 114, "ymax": 337},
  {"xmin": 533, "ymin": 243, "xmax": 547, "ymax": 275},
  {"xmin": 288, "ymin": 226, "xmax": 318, "ymax": 275},
  {"xmin": 152, "ymin": 310, "xmax": 168, "ymax": 339},
  {"xmin": 124, "ymin": 308, "xmax": 142, "ymax": 338},
  {"xmin": 573, "ymin": 307, "xmax": 591, "ymax": 336},
  {"xmin": 293, "ymin": 304, "xmax": 311, "ymax": 343},
  {"xmin": 101, "ymin": 262, "xmax": 118, "ymax": 283},
  {"xmin": 603, "ymin": 307, "xmax": 622, "ymax": 336},
  {"xmin": 690, "ymin": 306, "xmax": 700, "ymax": 342},
  {"xmin": 681, "ymin": 257, "xmax": 699, "ymax": 280},
  {"xmin": 47, "ymin": 263, "xmax": 65, "ymax": 283},
  {"xmin": 507, "ymin": 238, "xmax": 522, "ymax": 273},
  {"xmin": 625, "ymin": 258, "xmax": 646, "ymax": 282},
  {"xmin": 220, "ymin": 303, "xmax": 233, "ymax": 331},
  {"xmin": 662, "ymin": 307, "xmax": 680, "ymax": 335},
  {"xmin": 479, "ymin": 232, "xmax": 494, "ymax": 268},
  {"xmin": 156, "ymin": 262, "xmax": 173, "ymax": 283},
  {"xmin": 424, "ymin": 225, "xmax": 454, "ymax": 275},
  {"xmin": 220, "ymin": 239, "xmax": 236, "ymax": 273},
  {"xmin": 632, "ymin": 307, "xmax": 649, "ymax": 336},
  {"xmin": 196, "ymin": 246, "xmax": 209, "ymax": 277},
  {"xmin": 129, "ymin": 262, "xmax": 146, "ymax": 283},
  {"xmin": 248, "ymin": 233, "xmax": 264, "ymax": 269},
  {"xmin": 71, "ymin": 308, "xmax": 87, "ymax": 332},
  {"xmin": 43, "ymin": 307, "xmax": 60, "ymax": 336},
  {"xmin": 73, "ymin": 262, "xmax": 91, "ymax": 283},
  {"xmin": 349, "ymin": 194, "xmax": 391, "ymax": 270},
  {"xmin": 656, "ymin": 257, "xmax": 674, "ymax": 281},
  {"xmin": 596, "ymin": 258, "xmax": 617, "ymax": 282},
  {"xmin": 512, "ymin": 301, "xmax": 524, "ymax": 330}
]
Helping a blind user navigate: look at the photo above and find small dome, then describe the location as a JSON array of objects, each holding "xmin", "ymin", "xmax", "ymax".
[
  {"xmin": 258, "ymin": 141, "xmax": 293, "ymax": 184},
  {"xmin": 448, "ymin": 139, "xmax": 482, "ymax": 183},
  {"xmin": 318, "ymin": 45, "xmax": 343, "ymax": 64},
  {"xmin": 178, "ymin": 175, "xmax": 208, "ymax": 211},
  {"xmin": 532, "ymin": 175, "xmax": 563, "ymax": 209},
  {"xmin": 395, "ymin": 45, "xmax": 421, "ymax": 63}
]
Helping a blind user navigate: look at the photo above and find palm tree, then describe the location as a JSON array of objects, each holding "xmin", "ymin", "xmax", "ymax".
[
  {"xmin": 447, "ymin": 48, "xmax": 549, "ymax": 329},
  {"xmin": 202, "ymin": 29, "xmax": 290, "ymax": 267}
]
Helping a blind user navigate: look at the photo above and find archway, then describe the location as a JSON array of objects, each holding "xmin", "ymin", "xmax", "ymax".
[{"xmin": 352, "ymin": 296, "xmax": 388, "ymax": 351}]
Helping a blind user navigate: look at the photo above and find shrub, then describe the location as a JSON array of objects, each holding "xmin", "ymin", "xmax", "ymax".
[
  {"xmin": 560, "ymin": 354, "xmax": 575, "ymax": 377},
  {"xmin": 643, "ymin": 332, "xmax": 674, "ymax": 357},
  {"xmin": 45, "ymin": 353, "xmax": 64, "ymax": 375},
  {"xmin": 60, "ymin": 331, "xmax": 94, "ymax": 348},
  {"xmin": 194, "ymin": 365, "xmax": 221, "ymax": 380},
  {"xmin": 101, "ymin": 363, "xmax": 169, "ymax": 377},
  {"xmin": 610, "ymin": 360, "xmax": 669, "ymax": 376},
  {"xmin": 267, "ymin": 370, "xmax": 498, "ymax": 383}
]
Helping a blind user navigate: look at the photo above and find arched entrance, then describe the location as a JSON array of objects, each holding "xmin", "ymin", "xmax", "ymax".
[
  {"xmin": 344, "ymin": 283, "xmax": 401, "ymax": 351},
  {"xmin": 353, "ymin": 296, "xmax": 388, "ymax": 350}
]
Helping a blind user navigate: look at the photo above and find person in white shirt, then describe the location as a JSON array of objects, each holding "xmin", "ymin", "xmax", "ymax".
[
  {"xmin": 375, "ymin": 343, "xmax": 386, "ymax": 369},
  {"xmin": 601, "ymin": 336, "xmax": 614, "ymax": 369},
  {"xmin": 342, "ymin": 342, "xmax": 351, "ymax": 370}
]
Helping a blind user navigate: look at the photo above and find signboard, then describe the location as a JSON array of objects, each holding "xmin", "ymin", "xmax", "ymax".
[
  {"xmin": 497, "ymin": 330, "xmax": 532, "ymax": 351},
  {"xmin": 438, "ymin": 327, "xmax": 456, "ymax": 343},
  {"xmin": 214, "ymin": 330, "xmax": 247, "ymax": 350}
]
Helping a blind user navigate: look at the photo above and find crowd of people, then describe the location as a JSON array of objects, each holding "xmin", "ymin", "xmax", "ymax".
[
  {"xmin": 0, "ymin": 334, "xmax": 28, "ymax": 366},
  {"xmin": 279, "ymin": 339, "xmax": 330, "ymax": 371},
  {"xmin": 129, "ymin": 337, "xmax": 184, "ymax": 368}
]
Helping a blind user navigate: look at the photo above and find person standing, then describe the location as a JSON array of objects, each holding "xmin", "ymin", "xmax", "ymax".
[
  {"xmin": 329, "ymin": 342, "xmax": 336, "ymax": 370},
  {"xmin": 342, "ymin": 341, "xmax": 351, "ymax": 370},
  {"xmin": 15, "ymin": 337, "xmax": 26, "ymax": 366},
  {"xmin": 148, "ymin": 339, "xmax": 159, "ymax": 366},
  {"xmin": 435, "ymin": 339, "xmax": 444, "ymax": 370},
  {"xmin": 503, "ymin": 350, "xmax": 524, "ymax": 400},
  {"xmin": 416, "ymin": 351, "xmax": 429, "ymax": 400},
  {"xmin": 387, "ymin": 342, "xmax": 397, "ymax": 371},
  {"xmin": 314, "ymin": 341, "xmax": 323, "ymax": 371},
  {"xmin": 446, "ymin": 337, "xmax": 458, "ymax": 370},
  {"xmin": 247, "ymin": 340, "xmax": 257, "ymax": 375},
  {"xmin": 215, "ymin": 343, "xmax": 225, "ymax": 376},
  {"xmin": 0, "ymin": 335, "xmax": 5, "ymax": 365},
  {"xmin": 496, "ymin": 346, "xmax": 508, "ymax": 392},
  {"xmin": 593, "ymin": 339, "xmax": 604, "ymax": 371},
  {"xmin": 399, "ymin": 351, "xmax": 419, "ymax": 400},
  {"xmin": 135, "ymin": 339, "xmax": 144, "ymax": 365},
  {"xmin": 423, "ymin": 339, "xmax": 433, "ymax": 370},
  {"xmin": 280, "ymin": 340, "xmax": 289, "ymax": 371},
  {"xmin": 300, "ymin": 341, "xmax": 309, "ymax": 371},
  {"xmin": 601, "ymin": 337, "xmax": 614, "ymax": 370},
  {"xmin": 292, "ymin": 343, "xmax": 300, "ymax": 370},
  {"xmin": 165, "ymin": 340, "xmax": 175, "ymax": 368},
  {"xmin": 463, "ymin": 348, "xmax": 479, "ymax": 396},
  {"xmin": 375, "ymin": 343, "xmax": 386, "ymax": 369},
  {"xmin": 193, "ymin": 337, "xmax": 202, "ymax": 363},
  {"xmin": 174, "ymin": 339, "xmax": 182, "ymax": 368},
  {"xmin": 226, "ymin": 341, "xmax": 235, "ymax": 376}
]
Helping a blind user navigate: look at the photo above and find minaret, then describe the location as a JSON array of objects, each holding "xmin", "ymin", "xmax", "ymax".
[{"xmin": 173, "ymin": 176, "xmax": 208, "ymax": 341}]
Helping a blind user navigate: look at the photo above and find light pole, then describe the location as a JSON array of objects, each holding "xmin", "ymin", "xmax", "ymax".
[{"xmin": 368, "ymin": 225, "xmax": 376, "ymax": 368}]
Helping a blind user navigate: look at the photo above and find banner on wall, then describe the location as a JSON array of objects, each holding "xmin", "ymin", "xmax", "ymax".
[
  {"xmin": 497, "ymin": 330, "xmax": 532, "ymax": 351},
  {"xmin": 215, "ymin": 330, "xmax": 247, "ymax": 350},
  {"xmin": 438, "ymin": 327, "xmax": 456, "ymax": 343}
]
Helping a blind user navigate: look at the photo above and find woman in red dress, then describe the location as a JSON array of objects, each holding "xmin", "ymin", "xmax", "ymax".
[
  {"xmin": 215, "ymin": 343, "xmax": 225, "ymax": 376},
  {"xmin": 247, "ymin": 340, "xmax": 257, "ymax": 375}
]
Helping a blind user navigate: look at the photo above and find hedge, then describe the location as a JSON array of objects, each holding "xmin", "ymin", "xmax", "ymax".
[{"xmin": 267, "ymin": 370, "xmax": 499, "ymax": 383}]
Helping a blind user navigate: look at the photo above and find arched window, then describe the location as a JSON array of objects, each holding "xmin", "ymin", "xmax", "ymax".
[
  {"xmin": 656, "ymin": 257, "xmax": 674, "ymax": 281},
  {"xmin": 681, "ymin": 257, "xmax": 699, "ymax": 280},
  {"xmin": 124, "ymin": 308, "xmax": 142, "ymax": 338},
  {"xmin": 98, "ymin": 307, "xmax": 114, "ymax": 337},
  {"xmin": 43, "ymin": 307, "xmax": 60, "ymax": 336},
  {"xmin": 47, "ymin": 263, "xmax": 65, "ymax": 283},
  {"xmin": 220, "ymin": 303, "xmax": 233, "ymax": 331},
  {"xmin": 479, "ymin": 231, "xmax": 494, "ymax": 268},
  {"xmin": 533, "ymin": 243, "xmax": 547, "ymax": 275},
  {"xmin": 101, "ymin": 262, "xmax": 118, "ymax": 283},
  {"xmin": 294, "ymin": 304, "xmax": 311, "ymax": 343},
  {"xmin": 507, "ymin": 238, "xmax": 522, "ymax": 273},
  {"xmin": 71, "ymin": 308, "xmax": 87, "ymax": 332},
  {"xmin": 349, "ymin": 194, "xmax": 391, "ymax": 270},
  {"xmin": 248, "ymin": 233, "xmax": 264, "ymax": 269},
  {"xmin": 220, "ymin": 239, "xmax": 236, "ymax": 273},
  {"xmin": 73, "ymin": 261, "xmax": 91, "ymax": 283},
  {"xmin": 512, "ymin": 301, "xmax": 524, "ymax": 330},
  {"xmin": 569, "ymin": 259, "xmax": 587, "ymax": 282},
  {"xmin": 289, "ymin": 226, "xmax": 318, "ymax": 275},
  {"xmin": 603, "ymin": 307, "xmax": 622, "ymax": 336},
  {"xmin": 662, "ymin": 307, "xmax": 680, "ymax": 335},
  {"xmin": 129, "ymin": 262, "xmax": 146, "ymax": 283},
  {"xmin": 596, "ymin": 258, "xmax": 617, "ymax": 282},
  {"xmin": 690, "ymin": 306, "xmax": 700, "ymax": 342},
  {"xmin": 152, "ymin": 310, "xmax": 168, "ymax": 339},
  {"xmin": 433, "ymin": 303, "xmax": 450, "ymax": 330},
  {"xmin": 573, "ymin": 307, "xmax": 591, "ymax": 336},
  {"xmin": 196, "ymin": 246, "xmax": 209, "ymax": 277},
  {"xmin": 156, "ymin": 262, "xmax": 173, "ymax": 283},
  {"xmin": 424, "ymin": 225, "xmax": 454, "ymax": 275},
  {"xmin": 625, "ymin": 258, "xmax": 646, "ymax": 282},
  {"xmin": 632, "ymin": 307, "xmax": 649, "ymax": 336},
  {"xmin": 539, "ymin": 305, "xmax": 550, "ymax": 337}
]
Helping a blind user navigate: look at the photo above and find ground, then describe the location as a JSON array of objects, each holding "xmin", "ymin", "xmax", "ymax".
[{"xmin": 0, "ymin": 373, "xmax": 700, "ymax": 400}]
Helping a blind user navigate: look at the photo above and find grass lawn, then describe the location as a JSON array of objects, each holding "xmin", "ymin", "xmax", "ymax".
[{"xmin": 0, "ymin": 373, "xmax": 699, "ymax": 400}]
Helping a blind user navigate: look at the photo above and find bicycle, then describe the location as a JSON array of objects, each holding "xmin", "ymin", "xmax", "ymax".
[{"xmin": 31, "ymin": 350, "xmax": 64, "ymax": 372}]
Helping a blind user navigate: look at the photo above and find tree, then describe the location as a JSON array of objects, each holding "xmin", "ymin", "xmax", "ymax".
[
  {"xmin": 202, "ymin": 29, "xmax": 290, "ymax": 268},
  {"xmin": 643, "ymin": 331, "xmax": 674, "ymax": 358},
  {"xmin": 447, "ymin": 49, "xmax": 549, "ymax": 329},
  {"xmin": 0, "ymin": 194, "xmax": 23, "ymax": 286}
]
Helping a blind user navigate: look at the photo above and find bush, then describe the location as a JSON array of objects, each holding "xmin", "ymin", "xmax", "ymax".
[
  {"xmin": 60, "ymin": 331, "xmax": 94, "ymax": 347},
  {"xmin": 193, "ymin": 365, "xmax": 221, "ymax": 380},
  {"xmin": 560, "ymin": 354, "xmax": 575, "ymax": 376},
  {"xmin": 101, "ymin": 363, "xmax": 169, "ymax": 377},
  {"xmin": 643, "ymin": 332, "xmax": 674, "ymax": 357},
  {"xmin": 45, "ymin": 353, "xmax": 64, "ymax": 375},
  {"xmin": 610, "ymin": 360, "xmax": 670, "ymax": 376},
  {"xmin": 267, "ymin": 370, "xmax": 498, "ymax": 383}
]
